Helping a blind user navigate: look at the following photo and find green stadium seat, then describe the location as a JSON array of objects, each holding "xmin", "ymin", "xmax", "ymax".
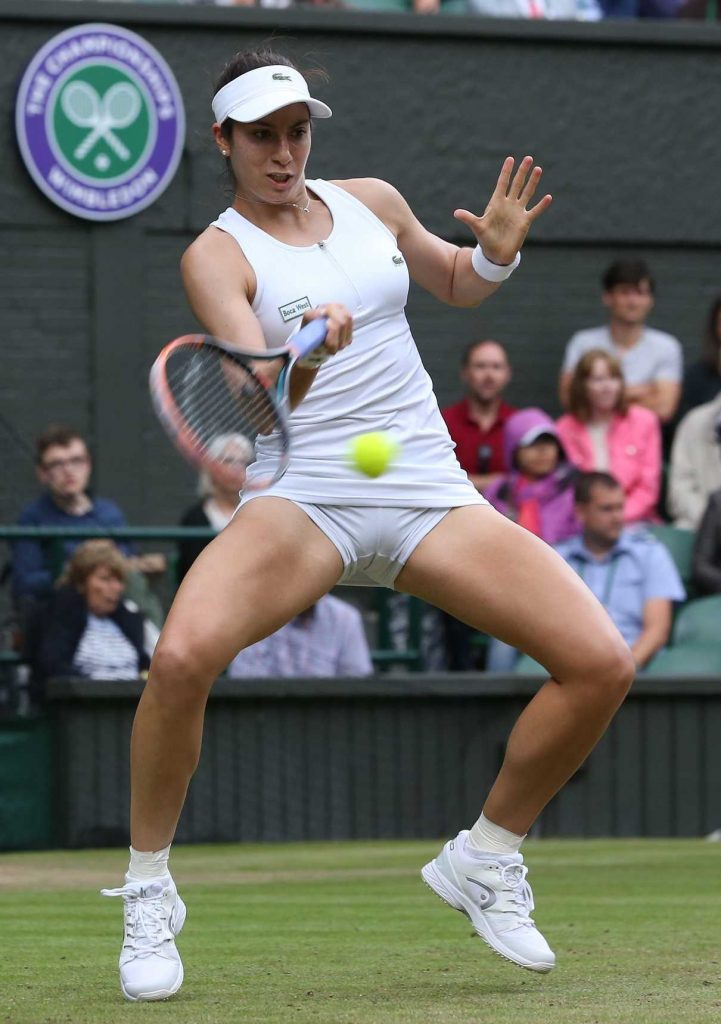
[
  {"xmin": 347, "ymin": 0, "xmax": 410, "ymax": 9},
  {"xmin": 646, "ymin": 524, "xmax": 695, "ymax": 587},
  {"xmin": 645, "ymin": 644, "xmax": 721, "ymax": 676},
  {"xmin": 672, "ymin": 595, "xmax": 721, "ymax": 646}
]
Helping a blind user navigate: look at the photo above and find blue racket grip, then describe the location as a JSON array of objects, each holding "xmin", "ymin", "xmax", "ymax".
[{"xmin": 289, "ymin": 317, "xmax": 329, "ymax": 360}]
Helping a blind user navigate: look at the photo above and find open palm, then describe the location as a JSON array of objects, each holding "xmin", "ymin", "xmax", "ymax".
[{"xmin": 455, "ymin": 156, "xmax": 552, "ymax": 267}]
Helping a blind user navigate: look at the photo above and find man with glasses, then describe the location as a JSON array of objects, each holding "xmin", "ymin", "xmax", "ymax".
[{"xmin": 11, "ymin": 425, "xmax": 161, "ymax": 610}]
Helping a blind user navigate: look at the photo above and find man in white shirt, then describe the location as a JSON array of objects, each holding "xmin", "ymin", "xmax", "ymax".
[{"xmin": 558, "ymin": 258, "xmax": 683, "ymax": 423}]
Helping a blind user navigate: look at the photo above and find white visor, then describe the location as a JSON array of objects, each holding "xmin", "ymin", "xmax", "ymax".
[{"xmin": 212, "ymin": 65, "xmax": 332, "ymax": 124}]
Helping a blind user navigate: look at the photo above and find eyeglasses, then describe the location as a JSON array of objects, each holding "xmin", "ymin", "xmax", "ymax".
[{"xmin": 41, "ymin": 455, "xmax": 89, "ymax": 473}]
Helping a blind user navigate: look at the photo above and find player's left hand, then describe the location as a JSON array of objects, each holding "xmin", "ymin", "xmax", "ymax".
[{"xmin": 454, "ymin": 156, "xmax": 552, "ymax": 267}]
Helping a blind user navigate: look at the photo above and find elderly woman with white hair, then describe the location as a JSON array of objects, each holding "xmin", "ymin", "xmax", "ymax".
[{"xmin": 176, "ymin": 434, "xmax": 254, "ymax": 581}]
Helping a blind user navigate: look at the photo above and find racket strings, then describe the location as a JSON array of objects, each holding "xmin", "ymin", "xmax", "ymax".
[{"xmin": 165, "ymin": 348, "xmax": 278, "ymax": 465}]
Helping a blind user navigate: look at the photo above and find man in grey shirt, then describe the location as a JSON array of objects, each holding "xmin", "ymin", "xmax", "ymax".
[{"xmin": 558, "ymin": 258, "xmax": 683, "ymax": 423}]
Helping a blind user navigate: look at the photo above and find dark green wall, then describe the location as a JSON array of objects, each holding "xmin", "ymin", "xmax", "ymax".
[
  {"xmin": 48, "ymin": 675, "xmax": 721, "ymax": 846},
  {"xmin": 2, "ymin": 1, "xmax": 721, "ymax": 525}
]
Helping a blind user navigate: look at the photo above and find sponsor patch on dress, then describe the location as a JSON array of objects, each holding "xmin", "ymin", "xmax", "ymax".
[{"xmin": 279, "ymin": 296, "xmax": 312, "ymax": 322}]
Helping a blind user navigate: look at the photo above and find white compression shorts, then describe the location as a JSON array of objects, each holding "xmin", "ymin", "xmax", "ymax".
[
  {"xmin": 240, "ymin": 498, "xmax": 462, "ymax": 588},
  {"xmin": 295, "ymin": 503, "xmax": 451, "ymax": 587}
]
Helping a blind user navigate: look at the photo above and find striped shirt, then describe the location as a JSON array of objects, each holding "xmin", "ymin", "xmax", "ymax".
[{"xmin": 72, "ymin": 614, "xmax": 140, "ymax": 680}]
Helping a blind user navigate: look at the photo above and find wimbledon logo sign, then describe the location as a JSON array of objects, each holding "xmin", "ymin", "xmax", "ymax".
[{"xmin": 15, "ymin": 23, "xmax": 185, "ymax": 221}]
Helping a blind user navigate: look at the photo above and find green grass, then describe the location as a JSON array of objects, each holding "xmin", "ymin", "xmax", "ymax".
[{"xmin": 1, "ymin": 839, "xmax": 720, "ymax": 1024}]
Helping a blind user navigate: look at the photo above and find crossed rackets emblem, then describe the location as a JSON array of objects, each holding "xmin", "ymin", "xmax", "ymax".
[{"xmin": 61, "ymin": 80, "xmax": 141, "ymax": 162}]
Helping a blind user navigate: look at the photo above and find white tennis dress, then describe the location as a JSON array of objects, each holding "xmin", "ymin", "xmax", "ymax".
[{"xmin": 212, "ymin": 179, "xmax": 487, "ymax": 585}]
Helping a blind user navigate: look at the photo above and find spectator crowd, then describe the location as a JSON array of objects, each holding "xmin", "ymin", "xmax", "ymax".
[
  {"xmin": 83, "ymin": 0, "xmax": 720, "ymax": 22},
  {"xmin": 2, "ymin": 256, "xmax": 721, "ymax": 698},
  {"xmin": 440, "ymin": 258, "xmax": 721, "ymax": 673}
]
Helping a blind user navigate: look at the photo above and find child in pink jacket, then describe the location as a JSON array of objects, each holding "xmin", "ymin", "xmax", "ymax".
[{"xmin": 557, "ymin": 349, "xmax": 661, "ymax": 524}]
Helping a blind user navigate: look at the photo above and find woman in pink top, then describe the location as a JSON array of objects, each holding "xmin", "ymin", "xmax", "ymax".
[{"xmin": 557, "ymin": 349, "xmax": 661, "ymax": 524}]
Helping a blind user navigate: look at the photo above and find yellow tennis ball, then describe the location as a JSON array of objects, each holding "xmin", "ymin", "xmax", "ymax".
[{"xmin": 348, "ymin": 432, "xmax": 399, "ymax": 478}]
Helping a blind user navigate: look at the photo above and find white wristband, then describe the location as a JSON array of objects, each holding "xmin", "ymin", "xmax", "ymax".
[{"xmin": 471, "ymin": 245, "xmax": 521, "ymax": 283}]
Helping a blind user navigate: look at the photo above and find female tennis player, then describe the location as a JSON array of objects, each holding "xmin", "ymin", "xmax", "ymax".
[{"xmin": 102, "ymin": 49, "xmax": 634, "ymax": 1001}]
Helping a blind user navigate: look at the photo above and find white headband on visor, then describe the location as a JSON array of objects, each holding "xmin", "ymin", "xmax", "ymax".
[{"xmin": 212, "ymin": 65, "xmax": 332, "ymax": 124}]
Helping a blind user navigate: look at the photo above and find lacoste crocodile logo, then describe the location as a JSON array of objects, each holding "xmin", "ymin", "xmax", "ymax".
[{"xmin": 272, "ymin": 73, "xmax": 292, "ymax": 82}]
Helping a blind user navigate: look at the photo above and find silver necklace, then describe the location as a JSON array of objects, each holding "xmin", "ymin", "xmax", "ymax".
[{"xmin": 234, "ymin": 192, "xmax": 311, "ymax": 214}]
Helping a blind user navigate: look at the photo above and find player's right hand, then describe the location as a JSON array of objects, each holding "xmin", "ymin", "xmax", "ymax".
[{"xmin": 302, "ymin": 303, "xmax": 353, "ymax": 357}]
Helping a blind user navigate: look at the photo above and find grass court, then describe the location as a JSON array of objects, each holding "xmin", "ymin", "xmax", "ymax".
[{"xmin": 1, "ymin": 838, "xmax": 719, "ymax": 1024}]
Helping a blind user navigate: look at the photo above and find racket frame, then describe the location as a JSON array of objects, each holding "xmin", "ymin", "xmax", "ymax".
[{"xmin": 149, "ymin": 317, "xmax": 328, "ymax": 490}]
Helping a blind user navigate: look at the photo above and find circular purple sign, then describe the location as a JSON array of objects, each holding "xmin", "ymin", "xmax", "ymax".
[{"xmin": 16, "ymin": 23, "xmax": 185, "ymax": 222}]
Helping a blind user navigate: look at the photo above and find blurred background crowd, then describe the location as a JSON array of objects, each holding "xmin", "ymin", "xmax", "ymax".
[
  {"xmin": 4, "ymin": 255, "xmax": 721, "ymax": 696},
  {"xmin": 74, "ymin": 0, "xmax": 720, "ymax": 22}
]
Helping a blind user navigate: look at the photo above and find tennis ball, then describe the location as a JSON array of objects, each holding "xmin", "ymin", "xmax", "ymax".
[{"xmin": 348, "ymin": 432, "xmax": 399, "ymax": 478}]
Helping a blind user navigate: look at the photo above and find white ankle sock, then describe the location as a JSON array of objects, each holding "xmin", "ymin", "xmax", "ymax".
[
  {"xmin": 466, "ymin": 812, "xmax": 525, "ymax": 857},
  {"xmin": 126, "ymin": 844, "xmax": 171, "ymax": 882}
]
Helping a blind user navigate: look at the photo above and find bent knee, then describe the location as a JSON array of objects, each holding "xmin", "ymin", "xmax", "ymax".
[
  {"xmin": 594, "ymin": 640, "xmax": 635, "ymax": 700},
  {"xmin": 147, "ymin": 638, "xmax": 217, "ymax": 706},
  {"xmin": 574, "ymin": 636, "xmax": 635, "ymax": 705},
  {"xmin": 552, "ymin": 631, "xmax": 635, "ymax": 704}
]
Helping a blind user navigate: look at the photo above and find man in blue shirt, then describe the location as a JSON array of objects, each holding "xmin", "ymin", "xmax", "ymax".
[
  {"xmin": 227, "ymin": 594, "xmax": 373, "ymax": 678},
  {"xmin": 12, "ymin": 425, "xmax": 161, "ymax": 608},
  {"xmin": 555, "ymin": 471, "xmax": 686, "ymax": 669}
]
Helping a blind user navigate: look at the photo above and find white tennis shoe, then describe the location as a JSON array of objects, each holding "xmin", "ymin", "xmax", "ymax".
[
  {"xmin": 101, "ymin": 875, "xmax": 186, "ymax": 1001},
  {"xmin": 421, "ymin": 830, "xmax": 555, "ymax": 973}
]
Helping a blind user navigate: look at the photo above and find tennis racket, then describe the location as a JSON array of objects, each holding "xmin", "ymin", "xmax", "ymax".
[{"xmin": 149, "ymin": 317, "xmax": 328, "ymax": 491}]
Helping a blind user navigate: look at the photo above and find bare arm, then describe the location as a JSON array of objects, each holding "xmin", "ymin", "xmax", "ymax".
[
  {"xmin": 625, "ymin": 380, "xmax": 680, "ymax": 424},
  {"xmin": 180, "ymin": 228, "xmax": 352, "ymax": 408},
  {"xmin": 336, "ymin": 156, "xmax": 552, "ymax": 309},
  {"xmin": 630, "ymin": 598, "xmax": 673, "ymax": 668},
  {"xmin": 181, "ymin": 229, "xmax": 265, "ymax": 348},
  {"xmin": 558, "ymin": 371, "xmax": 573, "ymax": 409},
  {"xmin": 127, "ymin": 554, "xmax": 167, "ymax": 575}
]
